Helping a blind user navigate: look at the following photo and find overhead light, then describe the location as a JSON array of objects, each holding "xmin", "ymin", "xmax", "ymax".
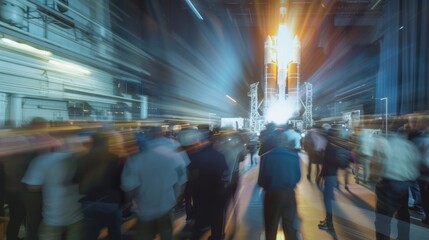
[
  {"xmin": 185, "ymin": 0, "xmax": 203, "ymax": 20},
  {"xmin": 226, "ymin": 95, "xmax": 237, "ymax": 103},
  {"xmin": 49, "ymin": 59, "xmax": 91, "ymax": 74},
  {"xmin": 0, "ymin": 38, "xmax": 52, "ymax": 56}
]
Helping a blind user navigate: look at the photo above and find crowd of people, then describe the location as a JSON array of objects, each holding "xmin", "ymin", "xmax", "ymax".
[
  {"xmin": 0, "ymin": 113, "xmax": 428, "ymax": 240},
  {"xmin": 298, "ymin": 114, "xmax": 429, "ymax": 240},
  {"xmin": 0, "ymin": 119, "xmax": 247, "ymax": 240}
]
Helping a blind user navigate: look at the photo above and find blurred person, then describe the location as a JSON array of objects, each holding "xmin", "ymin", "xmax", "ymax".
[
  {"xmin": 121, "ymin": 126, "xmax": 188, "ymax": 240},
  {"xmin": 258, "ymin": 123, "xmax": 276, "ymax": 156},
  {"xmin": 318, "ymin": 127, "xmax": 352, "ymax": 231},
  {"xmin": 259, "ymin": 126, "xmax": 284, "ymax": 156},
  {"xmin": 185, "ymin": 130, "xmax": 228, "ymax": 240},
  {"xmin": 247, "ymin": 137, "xmax": 259, "ymax": 165},
  {"xmin": 258, "ymin": 130, "xmax": 301, "ymax": 240},
  {"xmin": 0, "ymin": 168, "xmax": 3, "ymax": 218},
  {"xmin": 177, "ymin": 128, "xmax": 200, "ymax": 225},
  {"xmin": 352, "ymin": 128, "xmax": 375, "ymax": 184},
  {"xmin": 0, "ymin": 117, "xmax": 58, "ymax": 240},
  {"xmin": 283, "ymin": 123, "xmax": 302, "ymax": 152},
  {"xmin": 213, "ymin": 132, "xmax": 246, "ymax": 198},
  {"xmin": 303, "ymin": 125, "xmax": 328, "ymax": 182},
  {"xmin": 22, "ymin": 136, "xmax": 86, "ymax": 240},
  {"xmin": 73, "ymin": 131, "xmax": 125, "ymax": 240},
  {"xmin": 409, "ymin": 116, "xmax": 429, "ymax": 225},
  {"xmin": 213, "ymin": 132, "xmax": 246, "ymax": 222},
  {"xmin": 397, "ymin": 115, "xmax": 424, "ymax": 214},
  {"xmin": 373, "ymin": 133, "xmax": 422, "ymax": 240}
]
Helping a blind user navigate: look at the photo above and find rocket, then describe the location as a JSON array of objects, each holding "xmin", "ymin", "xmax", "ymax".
[
  {"xmin": 264, "ymin": 36, "xmax": 277, "ymax": 117},
  {"xmin": 262, "ymin": 0, "xmax": 302, "ymax": 121},
  {"xmin": 280, "ymin": 0, "xmax": 287, "ymax": 24}
]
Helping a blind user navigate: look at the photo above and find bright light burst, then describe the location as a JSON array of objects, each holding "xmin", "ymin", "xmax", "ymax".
[{"xmin": 266, "ymin": 99, "xmax": 296, "ymax": 124}]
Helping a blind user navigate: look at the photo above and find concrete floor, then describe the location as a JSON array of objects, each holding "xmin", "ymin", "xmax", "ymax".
[{"xmin": 174, "ymin": 152, "xmax": 429, "ymax": 240}]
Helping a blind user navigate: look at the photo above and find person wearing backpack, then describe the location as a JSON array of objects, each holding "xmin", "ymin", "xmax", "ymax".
[{"xmin": 318, "ymin": 127, "xmax": 351, "ymax": 231}]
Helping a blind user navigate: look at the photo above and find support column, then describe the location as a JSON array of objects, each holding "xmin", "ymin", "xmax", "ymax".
[
  {"xmin": 0, "ymin": 93, "xmax": 7, "ymax": 128},
  {"xmin": 140, "ymin": 96, "xmax": 148, "ymax": 119},
  {"xmin": 10, "ymin": 94, "xmax": 23, "ymax": 127}
]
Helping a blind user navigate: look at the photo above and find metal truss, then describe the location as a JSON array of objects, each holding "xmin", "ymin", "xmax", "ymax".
[
  {"xmin": 301, "ymin": 82, "xmax": 313, "ymax": 128},
  {"xmin": 248, "ymin": 82, "xmax": 263, "ymax": 132}
]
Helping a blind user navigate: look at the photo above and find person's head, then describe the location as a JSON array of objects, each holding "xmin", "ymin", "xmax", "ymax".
[
  {"xmin": 407, "ymin": 115, "xmax": 418, "ymax": 129},
  {"xmin": 266, "ymin": 122, "xmax": 276, "ymax": 131},
  {"xmin": 147, "ymin": 126, "xmax": 164, "ymax": 139},
  {"xmin": 26, "ymin": 117, "xmax": 49, "ymax": 130},
  {"xmin": 177, "ymin": 128, "xmax": 201, "ymax": 147},
  {"xmin": 270, "ymin": 129, "xmax": 288, "ymax": 148},
  {"xmin": 322, "ymin": 123, "xmax": 331, "ymax": 132}
]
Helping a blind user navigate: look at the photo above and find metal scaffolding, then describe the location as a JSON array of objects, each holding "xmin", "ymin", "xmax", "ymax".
[
  {"xmin": 302, "ymin": 82, "xmax": 313, "ymax": 128},
  {"xmin": 248, "ymin": 82, "xmax": 262, "ymax": 132}
]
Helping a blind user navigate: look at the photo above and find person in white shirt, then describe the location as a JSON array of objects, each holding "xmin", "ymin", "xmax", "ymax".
[
  {"xmin": 22, "ymin": 137, "xmax": 85, "ymax": 240},
  {"xmin": 121, "ymin": 127, "xmax": 189, "ymax": 240}
]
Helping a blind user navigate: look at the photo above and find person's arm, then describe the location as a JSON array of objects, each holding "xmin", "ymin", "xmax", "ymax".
[
  {"xmin": 22, "ymin": 154, "xmax": 47, "ymax": 192},
  {"xmin": 257, "ymin": 155, "xmax": 267, "ymax": 188},
  {"xmin": 120, "ymin": 157, "xmax": 140, "ymax": 201}
]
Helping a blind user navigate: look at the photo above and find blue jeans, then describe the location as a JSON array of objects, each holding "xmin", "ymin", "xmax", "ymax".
[
  {"xmin": 81, "ymin": 201, "xmax": 122, "ymax": 240},
  {"xmin": 323, "ymin": 176, "xmax": 337, "ymax": 223}
]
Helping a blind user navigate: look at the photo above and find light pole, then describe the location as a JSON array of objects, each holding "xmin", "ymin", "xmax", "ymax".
[
  {"xmin": 380, "ymin": 97, "xmax": 388, "ymax": 136},
  {"xmin": 208, "ymin": 113, "xmax": 216, "ymax": 130}
]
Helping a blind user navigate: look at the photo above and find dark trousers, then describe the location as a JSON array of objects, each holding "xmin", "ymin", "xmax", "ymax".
[
  {"xmin": 192, "ymin": 195, "xmax": 226, "ymax": 240},
  {"xmin": 6, "ymin": 191, "xmax": 42, "ymax": 240},
  {"xmin": 375, "ymin": 179, "xmax": 413, "ymax": 240},
  {"xmin": 22, "ymin": 191, "xmax": 42, "ymax": 240},
  {"xmin": 307, "ymin": 151, "xmax": 322, "ymax": 180},
  {"xmin": 82, "ymin": 201, "xmax": 122, "ymax": 240},
  {"xmin": 263, "ymin": 189, "xmax": 299, "ymax": 240},
  {"xmin": 323, "ymin": 176, "xmax": 337, "ymax": 223},
  {"xmin": 419, "ymin": 180, "xmax": 429, "ymax": 221},
  {"xmin": 134, "ymin": 211, "xmax": 173, "ymax": 240},
  {"xmin": 6, "ymin": 192, "xmax": 26, "ymax": 240}
]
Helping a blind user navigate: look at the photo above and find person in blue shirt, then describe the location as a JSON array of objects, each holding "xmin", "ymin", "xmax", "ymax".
[{"xmin": 258, "ymin": 129, "xmax": 302, "ymax": 240}]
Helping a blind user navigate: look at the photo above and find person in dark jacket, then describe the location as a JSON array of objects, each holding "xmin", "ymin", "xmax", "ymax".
[
  {"xmin": 186, "ymin": 130, "xmax": 228, "ymax": 240},
  {"xmin": 74, "ymin": 131, "xmax": 124, "ymax": 240},
  {"xmin": 258, "ymin": 130, "xmax": 301, "ymax": 240},
  {"xmin": 318, "ymin": 127, "xmax": 351, "ymax": 231}
]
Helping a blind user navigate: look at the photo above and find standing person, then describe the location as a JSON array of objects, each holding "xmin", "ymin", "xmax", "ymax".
[
  {"xmin": 22, "ymin": 137, "xmax": 85, "ymax": 240},
  {"xmin": 0, "ymin": 117, "xmax": 57, "ymax": 240},
  {"xmin": 398, "ymin": 115, "xmax": 424, "ymax": 214},
  {"xmin": 186, "ymin": 130, "xmax": 228, "ymax": 240},
  {"xmin": 258, "ymin": 123, "xmax": 277, "ymax": 156},
  {"xmin": 283, "ymin": 123, "xmax": 302, "ymax": 152},
  {"xmin": 303, "ymin": 126, "xmax": 328, "ymax": 181},
  {"xmin": 258, "ymin": 130, "xmax": 301, "ymax": 240},
  {"xmin": 74, "ymin": 131, "xmax": 125, "ymax": 240},
  {"xmin": 121, "ymin": 126, "xmax": 189, "ymax": 240},
  {"xmin": 410, "ymin": 120, "xmax": 429, "ymax": 225},
  {"xmin": 374, "ymin": 134, "xmax": 421, "ymax": 240},
  {"xmin": 213, "ymin": 132, "xmax": 246, "ymax": 202},
  {"xmin": 176, "ymin": 128, "xmax": 200, "ymax": 226},
  {"xmin": 318, "ymin": 127, "xmax": 351, "ymax": 231}
]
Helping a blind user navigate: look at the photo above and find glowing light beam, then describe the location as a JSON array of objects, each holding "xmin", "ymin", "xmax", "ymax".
[
  {"xmin": 185, "ymin": 0, "xmax": 204, "ymax": 20},
  {"xmin": 226, "ymin": 95, "xmax": 237, "ymax": 103}
]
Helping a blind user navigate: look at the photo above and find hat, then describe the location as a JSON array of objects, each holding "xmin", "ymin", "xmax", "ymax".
[{"xmin": 177, "ymin": 129, "xmax": 201, "ymax": 146}]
